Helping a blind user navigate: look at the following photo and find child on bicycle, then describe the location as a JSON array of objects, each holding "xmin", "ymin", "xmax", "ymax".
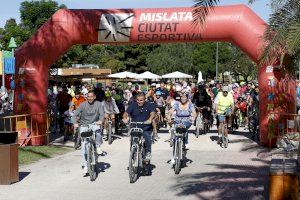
[{"xmin": 63, "ymin": 102, "xmax": 75, "ymax": 141}]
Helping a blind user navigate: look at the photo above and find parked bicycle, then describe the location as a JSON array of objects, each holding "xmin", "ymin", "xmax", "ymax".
[{"xmin": 128, "ymin": 121, "xmax": 151, "ymax": 183}]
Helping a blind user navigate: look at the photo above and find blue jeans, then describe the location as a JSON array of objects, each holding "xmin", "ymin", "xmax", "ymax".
[
  {"xmin": 143, "ymin": 131, "xmax": 152, "ymax": 154},
  {"xmin": 79, "ymin": 124, "xmax": 102, "ymax": 167}
]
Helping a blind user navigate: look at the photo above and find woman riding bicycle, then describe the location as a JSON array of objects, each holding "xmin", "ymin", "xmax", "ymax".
[
  {"xmin": 155, "ymin": 91, "xmax": 166, "ymax": 128},
  {"xmin": 103, "ymin": 92, "xmax": 120, "ymax": 136},
  {"xmin": 168, "ymin": 93, "xmax": 196, "ymax": 151}
]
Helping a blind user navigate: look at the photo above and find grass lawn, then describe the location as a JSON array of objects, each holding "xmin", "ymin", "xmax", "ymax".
[{"xmin": 19, "ymin": 146, "xmax": 72, "ymax": 165}]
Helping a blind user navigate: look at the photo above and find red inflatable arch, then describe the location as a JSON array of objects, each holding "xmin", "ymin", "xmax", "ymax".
[{"xmin": 15, "ymin": 5, "xmax": 295, "ymax": 146}]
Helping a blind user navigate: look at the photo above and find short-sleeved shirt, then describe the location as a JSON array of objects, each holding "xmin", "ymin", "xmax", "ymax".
[
  {"xmin": 72, "ymin": 96, "xmax": 86, "ymax": 109},
  {"xmin": 156, "ymin": 88, "xmax": 169, "ymax": 100},
  {"xmin": 214, "ymin": 93, "xmax": 234, "ymax": 114},
  {"xmin": 126, "ymin": 101, "xmax": 155, "ymax": 131}
]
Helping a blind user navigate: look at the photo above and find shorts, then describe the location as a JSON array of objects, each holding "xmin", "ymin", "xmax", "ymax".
[{"xmin": 218, "ymin": 115, "xmax": 226, "ymax": 123}]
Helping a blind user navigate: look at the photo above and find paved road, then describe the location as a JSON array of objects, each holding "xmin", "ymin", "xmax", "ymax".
[{"xmin": 1, "ymin": 127, "xmax": 271, "ymax": 200}]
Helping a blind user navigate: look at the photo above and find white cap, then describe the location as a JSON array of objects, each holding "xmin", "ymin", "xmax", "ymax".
[{"xmin": 222, "ymin": 86, "xmax": 229, "ymax": 92}]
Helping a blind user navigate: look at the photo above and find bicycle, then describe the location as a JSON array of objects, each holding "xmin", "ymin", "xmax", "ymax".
[
  {"xmin": 248, "ymin": 106, "xmax": 259, "ymax": 141},
  {"xmin": 73, "ymin": 127, "xmax": 81, "ymax": 150},
  {"xmin": 80, "ymin": 123, "xmax": 99, "ymax": 181},
  {"xmin": 219, "ymin": 114, "xmax": 229, "ymax": 148},
  {"xmin": 107, "ymin": 119, "xmax": 113, "ymax": 145},
  {"xmin": 128, "ymin": 121, "xmax": 150, "ymax": 183},
  {"xmin": 171, "ymin": 119, "xmax": 189, "ymax": 174},
  {"xmin": 195, "ymin": 107, "xmax": 210, "ymax": 137}
]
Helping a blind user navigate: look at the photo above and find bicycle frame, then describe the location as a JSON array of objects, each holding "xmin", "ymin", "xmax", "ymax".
[
  {"xmin": 80, "ymin": 124, "xmax": 97, "ymax": 161},
  {"xmin": 172, "ymin": 121, "xmax": 188, "ymax": 174},
  {"xmin": 218, "ymin": 115, "xmax": 229, "ymax": 148}
]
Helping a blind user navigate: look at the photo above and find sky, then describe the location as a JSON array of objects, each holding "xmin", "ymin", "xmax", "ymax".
[{"xmin": 0, "ymin": 0, "xmax": 271, "ymax": 28}]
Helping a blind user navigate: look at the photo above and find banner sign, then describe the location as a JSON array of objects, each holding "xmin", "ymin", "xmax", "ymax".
[{"xmin": 4, "ymin": 57, "xmax": 15, "ymax": 74}]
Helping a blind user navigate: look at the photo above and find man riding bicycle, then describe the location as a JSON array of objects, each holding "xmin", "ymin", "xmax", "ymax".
[
  {"xmin": 192, "ymin": 83, "xmax": 212, "ymax": 126},
  {"xmin": 123, "ymin": 92, "xmax": 156, "ymax": 162},
  {"xmin": 103, "ymin": 92, "xmax": 120, "ymax": 136},
  {"xmin": 214, "ymin": 86, "xmax": 234, "ymax": 144},
  {"xmin": 74, "ymin": 90, "xmax": 104, "ymax": 175}
]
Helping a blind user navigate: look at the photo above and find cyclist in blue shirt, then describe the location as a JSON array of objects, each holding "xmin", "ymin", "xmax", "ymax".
[{"xmin": 123, "ymin": 92, "xmax": 156, "ymax": 161}]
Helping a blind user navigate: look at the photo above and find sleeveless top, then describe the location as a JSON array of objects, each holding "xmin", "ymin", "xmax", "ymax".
[
  {"xmin": 173, "ymin": 101, "xmax": 194, "ymax": 118},
  {"xmin": 156, "ymin": 97, "xmax": 164, "ymax": 107}
]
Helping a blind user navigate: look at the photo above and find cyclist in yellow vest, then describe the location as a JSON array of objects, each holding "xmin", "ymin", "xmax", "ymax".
[{"xmin": 214, "ymin": 86, "xmax": 234, "ymax": 144}]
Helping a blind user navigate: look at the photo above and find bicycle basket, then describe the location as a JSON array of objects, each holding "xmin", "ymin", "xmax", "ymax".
[
  {"xmin": 80, "ymin": 130, "xmax": 93, "ymax": 138},
  {"xmin": 130, "ymin": 130, "xmax": 143, "ymax": 137},
  {"xmin": 175, "ymin": 126, "xmax": 187, "ymax": 134}
]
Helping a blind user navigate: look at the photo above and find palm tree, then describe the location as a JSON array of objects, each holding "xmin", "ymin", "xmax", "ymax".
[
  {"xmin": 192, "ymin": 0, "xmax": 220, "ymax": 25},
  {"xmin": 260, "ymin": 0, "xmax": 300, "ymax": 67},
  {"xmin": 193, "ymin": 0, "xmax": 300, "ymax": 71}
]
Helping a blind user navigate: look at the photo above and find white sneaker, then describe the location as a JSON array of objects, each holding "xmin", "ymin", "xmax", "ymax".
[
  {"xmin": 82, "ymin": 166, "xmax": 88, "ymax": 176},
  {"xmin": 171, "ymin": 158, "xmax": 175, "ymax": 165},
  {"xmin": 185, "ymin": 144, "xmax": 190, "ymax": 150},
  {"xmin": 96, "ymin": 147, "xmax": 102, "ymax": 155}
]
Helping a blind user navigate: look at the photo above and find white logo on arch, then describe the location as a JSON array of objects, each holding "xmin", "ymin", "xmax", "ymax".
[{"xmin": 98, "ymin": 13, "xmax": 134, "ymax": 43}]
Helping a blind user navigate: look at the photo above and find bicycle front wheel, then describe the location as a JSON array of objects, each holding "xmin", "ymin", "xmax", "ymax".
[
  {"xmin": 108, "ymin": 124, "xmax": 112, "ymax": 145},
  {"xmin": 174, "ymin": 139, "xmax": 182, "ymax": 175},
  {"xmin": 129, "ymin": 146, "xmax": 139, "ymax": 183},
  {"xmin": 195, "ymin": 117, "xmax": 201, "ymax": 138},
  {"xmin": 88, "ymin": 144, "xmax": 97, "ymax": 181}
]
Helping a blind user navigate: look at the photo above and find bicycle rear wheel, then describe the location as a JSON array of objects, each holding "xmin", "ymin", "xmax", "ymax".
[
  {"xmin": 174, "ymin": 139, "xmax": 182, "ymax": 175},
  {"xmin": 129, "ymin": 146, "xmax": 139, "ymax": 183},
  {"xmin": 87, "ymin": 144, "xmax": 97, "ymax": 181}
]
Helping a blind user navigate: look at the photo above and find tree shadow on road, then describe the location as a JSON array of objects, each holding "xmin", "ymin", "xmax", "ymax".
[{"xmin": 170, "ymin": 162, "xmax": 269, "ymax": 200}]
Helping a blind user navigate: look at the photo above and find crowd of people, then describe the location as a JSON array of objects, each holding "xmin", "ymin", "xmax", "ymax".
[
  {"xmin": 47, "ymin": 79, "xmax": 260, "ymax": 175},
  {"xmin": 0, "ymin": 86, "xmax": 14, "ymax": 115}
]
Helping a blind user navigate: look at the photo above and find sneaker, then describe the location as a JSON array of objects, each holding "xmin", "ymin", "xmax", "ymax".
[
  {"xmin": 185, "ymin": 144, "xmax": 190, "ymax": 150},
  {"xmin": 145, "ymin": 152, "xmax": 152, "ymax": 162},
  {"xmin": 171, "ymin": 158, "xmax": 175, "ymax": 165},
  {"xmin": 82, "ymin": 166, "xmax": 88, "ymax": 176},
  {"xmin": 96, "ymin": 147, "xmax": 102, "ymax": 155}
]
